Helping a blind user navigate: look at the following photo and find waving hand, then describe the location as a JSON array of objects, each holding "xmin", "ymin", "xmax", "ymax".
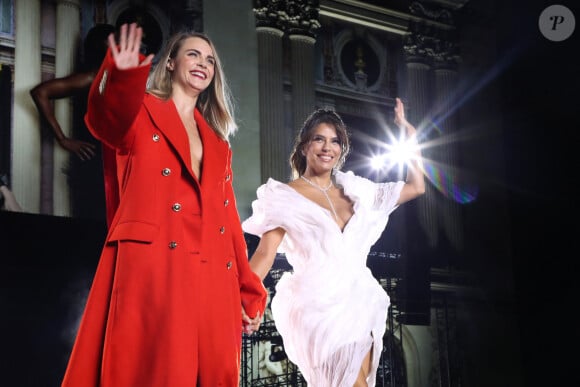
[{"xmin": 108, "ymin": 23, "xmax": 154, "ymax": 70}]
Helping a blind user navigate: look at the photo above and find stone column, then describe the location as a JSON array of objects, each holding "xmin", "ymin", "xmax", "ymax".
[
  {"xmin": 254, "ymin": 1, "xmax": 286, "ymax": 182},
  {"xmin": 396, "ymin": 28, "xmax": 434, "ymax": 325},
  {"xmin": 284, "ymin": 0, "xmax": 320, "ymax": 136},
  {"xmin": 433, "ymin": 46, "xmax": 463, "ymax": 252},
  {"xmin": 403, "ymin": 30, "xmax": 437, "ymax": 249},
  {"xmin": 289, "ymin": 35, "xmax": 316, "ymax": 135},
  {"xmin": 184, "ymin": 0, "xmax": 203, "ymax": 31},
  {"xmin": 13, "ymin": 0, "xmax": 41, "ymax": 213},
  {"xmin": 405, "ymin": 2, "xmax": 466, "ymax": 256},
  {"xmin": 52, "ymin": 0, "xmax": 81, "ymax": 217}
]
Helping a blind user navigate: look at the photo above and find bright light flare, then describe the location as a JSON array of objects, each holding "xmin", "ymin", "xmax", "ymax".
[
  {"xmin": 368, "ymin": 131, "xmax": 421, "ymax": 174},
  {"xmin": 347, "ymin": 107, "xmax": 486, "ymax": 205},
  {"xmin": 389, "ymin": 137, "xmax": 420, "ymax": 166},
  {"xmin": 370, "ymin": 155, "xmax": 386, "ymax": 170}
]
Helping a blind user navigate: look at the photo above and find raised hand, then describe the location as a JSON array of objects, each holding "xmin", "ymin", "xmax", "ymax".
[
  {"xmin": 108, "ymin": 23, "xmax": 154, "ymax": 70},
  {"xmin": 394, "ymin": 97, "xmax": 417, "ymax": 137},
  {"xmin": 394, "ymin": 97, "xmax": 408, "ymax": 127}
]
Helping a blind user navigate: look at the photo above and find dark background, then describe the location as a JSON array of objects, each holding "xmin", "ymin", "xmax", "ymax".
[
  {"xmin": 0, "ymin": 211, "xmax": 106, "ymax": 386},
  {"xmin": 499, "ymin": 1, "xmax": 579, "ymax": 385}
]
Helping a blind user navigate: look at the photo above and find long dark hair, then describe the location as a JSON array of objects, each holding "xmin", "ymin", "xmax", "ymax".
[
  {"xmin": 82, "ymin": 24, "xmax": 116, "ymax": 71},
  {"xmin": 289, "ymin": 109, "xmax": 350, "ymax": 179}
]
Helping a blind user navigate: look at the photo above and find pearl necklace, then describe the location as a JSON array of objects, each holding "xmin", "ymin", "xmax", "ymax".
[{"xmin": 300, "ymin": 175, "xmax": 338, "ymax": 221}]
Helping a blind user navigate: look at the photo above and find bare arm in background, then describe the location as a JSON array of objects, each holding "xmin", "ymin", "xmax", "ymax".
[{"xmin": 30, "ymin": 71, "xmax": 97, "ymax": 161}]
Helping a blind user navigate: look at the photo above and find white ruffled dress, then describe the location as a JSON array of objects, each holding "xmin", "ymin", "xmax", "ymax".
[{"xmin": 242, "ymin": 170, "xmax": 404, "ymax": 387}]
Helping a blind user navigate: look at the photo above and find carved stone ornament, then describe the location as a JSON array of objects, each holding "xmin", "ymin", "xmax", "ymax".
[{"xmin": 253, "ymin": 0, "xmax": 321, "ymax": 37}]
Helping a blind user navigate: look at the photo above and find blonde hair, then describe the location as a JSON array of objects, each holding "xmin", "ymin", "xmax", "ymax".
[{"xmin": 147, "ymin": 31, "xmax": 237, "ymax": 140}]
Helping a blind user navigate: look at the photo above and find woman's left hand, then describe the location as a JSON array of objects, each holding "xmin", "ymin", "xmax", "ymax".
[
  {"xmin": 109, "ymin": 23, "xmax": 154, "ymax": 70},
  {"xmin": 242, "ymin": 307, "xmax": 262, "ymax": 335}
]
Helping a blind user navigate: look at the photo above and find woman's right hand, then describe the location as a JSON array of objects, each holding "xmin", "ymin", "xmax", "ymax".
[
  {"xmin": 59, "ymin": 137, "xmax": 96, "ymax": 161},
  {"xmin": 242, "ymin": 307, "xmax": 263, "ymax": 335},
  {"xmin": 108, "ymin": 23, "xmax": 154, "ymax": 70}
]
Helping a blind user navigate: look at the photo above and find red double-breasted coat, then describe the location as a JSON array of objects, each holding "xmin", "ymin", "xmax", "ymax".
[{"xmin": 61, "ymin": 50, "xmax": 267, "ymax": 387}]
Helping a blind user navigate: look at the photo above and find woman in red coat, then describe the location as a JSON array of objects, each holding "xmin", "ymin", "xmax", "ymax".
[{"xmin": 61, "ymin": 23, "xmax": 267, "ymax": 387}]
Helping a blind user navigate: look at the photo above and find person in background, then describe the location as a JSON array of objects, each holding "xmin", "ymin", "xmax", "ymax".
[
  {"xmin": 243, "ymin": 99, "xmax": 425, "ymax": 387},
  {"xmin": 61, "ymin": 23, "xmax": 267, "ymax": 387},
  {"xmin": 0, "ymin": 173, "xmax": 23, "ymax": 212},
  {"xmin": 30, "ymin": 23, "xmax": 115, "ymax": 222}
]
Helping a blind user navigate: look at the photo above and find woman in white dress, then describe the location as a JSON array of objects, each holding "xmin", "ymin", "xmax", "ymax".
[{"xmin": 242, "ymin": 98, "xmax": 425, "ymax": 387}]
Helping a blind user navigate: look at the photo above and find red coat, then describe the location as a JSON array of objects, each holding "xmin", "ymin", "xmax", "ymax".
[{"xmin": 62, "ymin": 50, "xmax": 267, "ymax": 387}]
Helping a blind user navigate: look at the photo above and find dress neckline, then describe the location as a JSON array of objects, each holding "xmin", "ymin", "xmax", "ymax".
[{"xmin": 280, "ymin": 179, "xmax": 354, "ymax": 233}]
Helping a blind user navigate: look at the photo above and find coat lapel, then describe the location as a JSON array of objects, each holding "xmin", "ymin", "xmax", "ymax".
[
  {"xmin": 143, "ymin": 94, "xmax": 228, "ymax": 187},
  {"xmin": 194, "ymin": 108, "xmax": 229, "ymax": 189}
]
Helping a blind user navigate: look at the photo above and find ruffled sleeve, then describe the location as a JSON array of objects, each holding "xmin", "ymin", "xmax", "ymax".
[
  {"xmin": 335, "ymin": 170, "xmax": 404, "ymax": 215},
  {"xmin": 242, "ymin": 178, "xmax": 282, "ymax": 238},
  {"xmin": 243, "ymin": 178, "xmax": 315, "ymax": 258}
]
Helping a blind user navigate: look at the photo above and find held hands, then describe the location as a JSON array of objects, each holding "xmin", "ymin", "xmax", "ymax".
[
  {"xmin": 108, "ymin": 23, "xmax": 154, "ymax": 70},
  {"xmin": 242, "ymin": 306, "xmax": 263, "ymax": 335}
]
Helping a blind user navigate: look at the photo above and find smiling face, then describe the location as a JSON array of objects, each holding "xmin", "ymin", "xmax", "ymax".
[
  {"xmin": 167, "ymin": 36, "xmax": 215, "ymax": 96},
  {"xmin": 303, "ymin": 122, "xmax": 343, "ymax": 175},
  {"xmin": 290, "ymin": 109, "xmax": 350, "ymax": 178}
]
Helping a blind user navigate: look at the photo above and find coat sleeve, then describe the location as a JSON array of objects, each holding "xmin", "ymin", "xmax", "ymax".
[
  {"xmin": 226, "ymin": 151, "xmax": 267, "ymax": 318},
  {"xmin": 84, "ymin": 48, "xmax": 151, "ymax": 150},
  {"xmin": 85, "ymin": 48, "xmax": 151, "ymax": 225}
]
